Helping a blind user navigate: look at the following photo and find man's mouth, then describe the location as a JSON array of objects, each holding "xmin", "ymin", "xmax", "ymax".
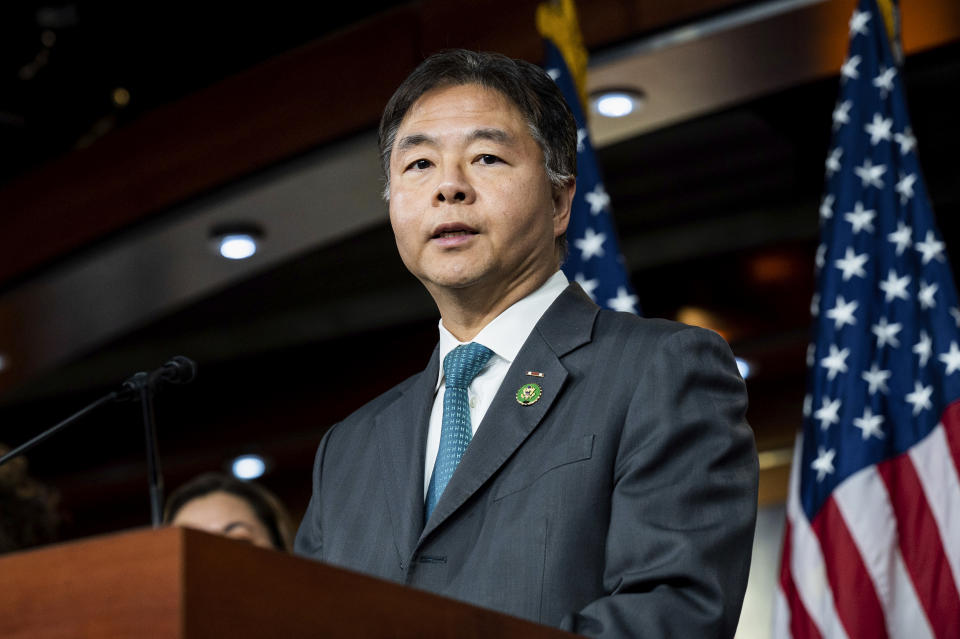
[{"xmin": 431, "ymin": 224, "xmax": 477, "ymax": 239}]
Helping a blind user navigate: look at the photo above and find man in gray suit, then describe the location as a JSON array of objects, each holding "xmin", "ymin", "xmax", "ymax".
[{"xmin": 296, "ymin": 50, "xmax": 758, "ymax": 638}]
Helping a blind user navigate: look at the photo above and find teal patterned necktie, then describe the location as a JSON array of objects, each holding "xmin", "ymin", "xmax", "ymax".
[{"xmin": 425, "ymin": 342, "xmax": 494, "ymax": 521}]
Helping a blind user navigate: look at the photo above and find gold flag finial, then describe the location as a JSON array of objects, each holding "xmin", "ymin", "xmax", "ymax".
[
  {"xmin": 536, "ymin": 0, "xmax": 589, "ymax": 108},
  {"xmin": 874, "ymin": 0, "xmax": 903, "ymax": 63}
]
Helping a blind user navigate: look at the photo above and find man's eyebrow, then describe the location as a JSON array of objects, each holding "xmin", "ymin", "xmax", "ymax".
[
  {"xmin": 396, "ymin": 133, "xmax": 436, "ymax": 154},
  {"xmin": 468, "ymin": 128, "xmax": 514, "ymax": 145},
  {"xmin": 395, "ymin": 128, "xmax": 516, "ymax": 154}
]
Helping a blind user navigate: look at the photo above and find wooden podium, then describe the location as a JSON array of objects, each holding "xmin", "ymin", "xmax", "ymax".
[{"xmin": 0, "ymin": 527, "xmax": 575, "ymax": 638}]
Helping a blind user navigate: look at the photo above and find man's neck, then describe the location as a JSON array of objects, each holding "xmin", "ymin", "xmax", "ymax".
[{"xmin": 430, "ymin": 271, "xmax": 555, "ymax": 342}]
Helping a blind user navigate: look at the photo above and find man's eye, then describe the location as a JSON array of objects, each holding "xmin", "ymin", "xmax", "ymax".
[
  {"xmin": 407, "ymin": 159, "xmax": 432, "ymax": 170},
  {"xmin": 477, "ymin": 154, "xmax": 502, "ymax": 165}
]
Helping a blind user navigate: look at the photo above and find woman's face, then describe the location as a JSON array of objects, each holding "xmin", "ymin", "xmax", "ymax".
[{"xmin": 171, "ymin": 490, "xmax": 274, "ymax": 549}]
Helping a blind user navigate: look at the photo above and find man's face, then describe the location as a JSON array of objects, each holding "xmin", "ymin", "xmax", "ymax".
[{"xmin": 387, "ymin": 83, "xmax": 572, "ymax": 302}]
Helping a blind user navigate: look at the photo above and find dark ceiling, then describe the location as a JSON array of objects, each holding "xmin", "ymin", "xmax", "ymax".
[
  {"xmin": 1, "ymin": 1, "xmax": 958, "ymax": 545},
  {"xmin": 0, "ymin": 1, "xmax": 412, "ymax": 185}
]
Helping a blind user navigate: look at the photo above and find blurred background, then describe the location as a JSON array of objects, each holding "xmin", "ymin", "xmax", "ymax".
[{"xmin": 0, "ymin": 0, "xmax": 957, "ymax": 635}]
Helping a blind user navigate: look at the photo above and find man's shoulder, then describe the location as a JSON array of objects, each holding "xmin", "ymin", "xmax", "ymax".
[
  {"xmin": 592, "ymin": 307, "xmax": 725, "ymax": 350},
  {"xmin": 337, "ymin": 370, "xmax": 424, "ymax": 426},
  {"xmin": 539, "ymin": 284, "xmax": 731, "ymax": 360}
]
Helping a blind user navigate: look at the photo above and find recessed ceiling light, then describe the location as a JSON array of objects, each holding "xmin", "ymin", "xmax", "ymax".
[
  {"xmin": 735, "ymin": 357, "xmax": 752, "ymax": 380},
  {"xmin": 592, "ymin": 89, "xmax": 645, "ymax": 118},
  {"xmin": 210, "ymin": 224, "xmax": 264, "ymax": 260},
  {"xmin": 231, "ymin": 454, "xmax": 267, "ymax": 480},
  {"xmin": 219, "ymin": 234, "xmax": 258, "ymax": 260}
]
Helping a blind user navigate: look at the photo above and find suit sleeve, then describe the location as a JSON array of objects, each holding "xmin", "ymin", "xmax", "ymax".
[
  {"xmin": 294, "ymin": 423, "xmax": 336, "ymax": 559},
  {"xmin": 561, "ymin": 325, "xmax": 758, "ymax": 638}
]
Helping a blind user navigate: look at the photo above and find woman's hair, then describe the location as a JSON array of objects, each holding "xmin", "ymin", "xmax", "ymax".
[
  {"xmin": 0, "ymin": 443, "xmax": 61, "ymax": 554},
  {"xmin": 164, "ymin": 472, "xmax": 294, "ymax": 551}
]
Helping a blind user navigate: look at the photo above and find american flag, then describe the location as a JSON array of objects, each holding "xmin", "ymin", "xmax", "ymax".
[
  {"xmin": 536, "ymin": 0, "xmax": 639, "ymax": 314},
  {"xmin": 774, "ymin": 1, "xmax": 960, "ymax": 637}
]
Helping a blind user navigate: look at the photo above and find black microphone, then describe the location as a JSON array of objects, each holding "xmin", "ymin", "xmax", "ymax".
[
  {"xmin": 155, "ymin": 355, "xmax": 197, "ymax": 385},
  {"xmin": 118, "ymin": 356, "xmax": 198, "ymax": 399}
]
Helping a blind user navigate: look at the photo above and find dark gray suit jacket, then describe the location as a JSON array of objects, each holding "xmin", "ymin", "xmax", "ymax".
[{"xmin": 295, "ymin": 285, "xmax": 758, "ymax": 638}]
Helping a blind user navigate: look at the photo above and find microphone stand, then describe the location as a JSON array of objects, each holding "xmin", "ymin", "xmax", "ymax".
[
  {"xmin": 0, "ymin": 357, "xmax": 196, "ymax": 529},
  {"xmin": 0, "ymin": 390, "xmax": 122, "ymax": 468},
  {"xmin": 125, "ymin": 371, "xmax": 165, "ymax": 528}
]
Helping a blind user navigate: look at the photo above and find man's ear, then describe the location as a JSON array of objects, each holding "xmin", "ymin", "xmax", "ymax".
[{"xmin": 552, "ymin": 177, "xmax": 576, "ymax": 237}]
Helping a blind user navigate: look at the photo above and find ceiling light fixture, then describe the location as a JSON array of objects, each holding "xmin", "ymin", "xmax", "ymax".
[
  {"xmin": 735, "ymin": 357, "xmax": 752, "ymax": 380},
  {"xmin": 231, "ymin": 454, "xmax": 267, "ymax": 480},
  {"xmin": 591, "ymin": 89, "xmax": 646, "ymax": 118},
  {"xmin": 210, "ymin": 224, "xmax": 264, "ymax": 261}
]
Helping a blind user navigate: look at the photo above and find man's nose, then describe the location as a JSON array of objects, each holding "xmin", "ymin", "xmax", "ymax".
[{"xmin": 434, "ymin": 166, "xmax": 476, "ymax": 205}]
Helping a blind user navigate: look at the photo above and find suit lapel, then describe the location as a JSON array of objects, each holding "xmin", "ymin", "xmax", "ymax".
[
  {"xmin": 375, "ymin": 346, "xmax": 439, "ymax": 564},
  {"xmin": 420, "ymin": 284, "xmax": 598, "ymax": 540}
]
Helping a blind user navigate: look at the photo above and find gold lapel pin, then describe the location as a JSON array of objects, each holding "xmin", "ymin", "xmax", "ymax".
[{"xmin": 516, "ymin": 382, "xmax": 542, "ymax": 406}]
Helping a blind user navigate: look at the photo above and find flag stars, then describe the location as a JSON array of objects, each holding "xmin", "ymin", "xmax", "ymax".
[
  {"xmin": 584, "ymin": 184, "xmax": 610, "ymax": 215},
  {"xmin": 918, "ymin": 280, "xmax": 938, "ymax": 310},
  {"xmin": 574, "ymin": 228, "xmax": 606, "ymax": 260},
  {"xmin": 895, "ymin": 173, "xmax": 916, "ymax": 204},
  {"xmin": 810, "ymin": 293, "xmax": 821, "ymax": 317},
  {"xmin": 864, "ymin": 113, "xmax": 893, "ymax": 145},
  {"xmin": 913, "ymin": 330, "xmax": 933, "ymax": 367},
  {"xmin": 820, "ymin": 344, "xmax": 850, "ymax": 380},
  {"xmin": 574, "ymin": 273, "xmax": 599, "ymax": 301},
  {"xmin": 853, "ymin": 407, "xmax": 885, "ymax": 440},
  {"xmin": 894, "ymin": 127, "xmax": 917, "ymax": 155},
  {"xmin": 854, "ymin": 158, "xmax": 886, "ymax": 189},
  {"xmin": 951, "ymin": 307, "xmax": 960, "ymax": 329},
  {"xmin": 827, "ymin": 296, "xmax": 859, "ymax": 329},
  {"xmin": 814, "ymin": 398, "xmax": 842, "ymax": 431},
  {"xmin": 576, "ymin": 128, "xmax": 588, "ymax": 153},
  {"xmin": 807, "ymin": 343, "xmax": 816, "ymax": 367},
  {"xmin": 803, "ymin": 394, "xmax": 812, "ymax": 417},
  {"xmin": 815, "ymin": 244, "xmax": 827, "ymax": 272},
  {"xmin": 844, "ymin": 201, "xmax": 876, "ymax": 233},
  {"xmin": 887, "ymin": 221, "xmax": 912, "ymax": 255},
  {"xmin": 607, "ymin": 287, "xmax": 639, "ymax": 314},
  {"xmin": 916, "ymin": 231, "xmax": 945, "ymax": 264},
  {"xmin": 546, "ymin": 68, "xmax": 561, "ymax": 81},
  {"xmin": 841, "ymin": 55, "xmax": 862, "ymax": 81},
  {"xmin": 811, "ymin": 447, "xmax": 837, "ymax": 482},
  {"xmin": 862, "ymin": 363, "xmax": 891, "ymax": 394},
  {"xmin": 872, "ymin": 66, "xmax": 896, "ymax": 97},
  {"xmin": 820, "ymin": 194, "xmax": 835, "ymax": 220},
  {"xmin": 832, "ymin": 102, "xmax": 852, "ymax": 130},
  {"xmin": 825, "ymin": 148, "xmax": 843, "ymax": 176},
  {"xmin": 905, "ymin": 381, "xmax": 933, "ymax": 415},
  {"xmin": 879, "ymin": 270, "xmax": 910, "ymax": 302},
  {"xmin": 834, "ymin": 246, "xmax": 869, "ymax": 281},
  {"xmin": 940, "ymin": 341, "xmax": 960, "ymax": 375},
  {"xmin": 849, "ymin": 9, "xmax": 871, "ymax": 36},
  {"xmin": 871, "ymin": 316, "xmax": 902, "ymax": 348}
]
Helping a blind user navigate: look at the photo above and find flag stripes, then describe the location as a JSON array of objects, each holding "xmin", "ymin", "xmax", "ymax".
[
  {"xmin": 834, "ymin": 463, "xmax": 933, "ymax": 639},
  {"xmin": 776, "ymin": 520, "xmax": 825, "ymax": 639},
  {"xmin": 877, "ymin": 446, "xmax": 960, "ymax": 639},
  {"xmin": 909, "ymin": 421, "xmax": 960, "ymax": 593}
]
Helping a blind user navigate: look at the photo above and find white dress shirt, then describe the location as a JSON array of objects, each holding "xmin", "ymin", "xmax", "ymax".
[{"xmin": 423, "ymin": 270, "xmax": 569, "ymax": 496}]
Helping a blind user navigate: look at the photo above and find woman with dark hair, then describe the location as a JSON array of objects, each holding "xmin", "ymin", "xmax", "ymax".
[
  {"xmin": 164, "ymin": 472, "xmax": 294, "ymax": 552},
  {"xmin": 0, "ymin": 443, "xmax": 60, "ymax": 555}
]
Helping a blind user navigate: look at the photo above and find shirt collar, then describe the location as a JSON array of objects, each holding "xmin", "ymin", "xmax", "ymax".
[{"xmin": 436, "ymin": 270, "xmax": 569, "ymax": 389}]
